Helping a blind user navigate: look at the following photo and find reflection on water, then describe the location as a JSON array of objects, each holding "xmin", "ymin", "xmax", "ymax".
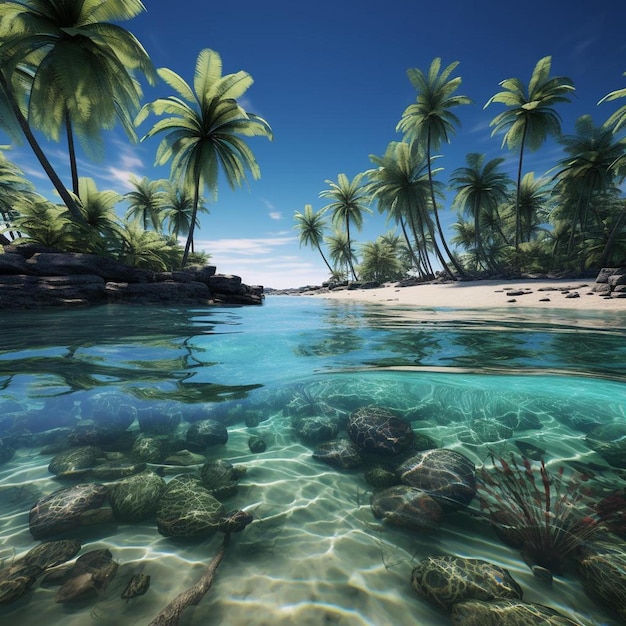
[{"xmin": 1, "ymin": 297, "xmax": 626, "ymax": 625}]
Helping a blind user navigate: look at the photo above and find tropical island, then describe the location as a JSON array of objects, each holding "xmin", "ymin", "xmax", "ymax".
[{"xmin": 0, "ymin": 2, "xmax": 624, "ymax": 306}]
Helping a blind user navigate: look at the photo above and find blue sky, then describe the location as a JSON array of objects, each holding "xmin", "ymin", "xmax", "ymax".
[{"xmin": 5, "ymin": 0, "xmax": 626, "ymax": 288}]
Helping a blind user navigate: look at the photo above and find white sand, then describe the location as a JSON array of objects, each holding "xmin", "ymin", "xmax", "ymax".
[{"xmin": 313, "ymin": 278, "xmax": 626, "ymax": 311}]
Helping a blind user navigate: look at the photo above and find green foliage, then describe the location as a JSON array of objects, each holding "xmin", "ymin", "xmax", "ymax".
[
  {"xmin": 294, "ymin": 204, "xmax": 333, "ymax": 275},
  {"xmin": 137, "ymin": 48, "xmax": 272, "ymax": 265},
  {"xmin": 358, "ymin": 237, "xmax": 406, "ymax": 283}
]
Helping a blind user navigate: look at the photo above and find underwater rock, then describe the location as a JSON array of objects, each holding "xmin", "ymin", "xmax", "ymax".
[
  {"xmin": 137, "ymin": 404, "xmax": 181, "ymax": 435},
  {"xmin": 248, "ymin": 436, "xmax": 266, "ymax": 453},
  {"xmin": 586, "ymin": 424, "xmax": 626, "ymax": 468},
  {"xmin": 121, "ymin": 572, "xmax": 151, "ymax": 599},
  {"xmin": 450, "ymin": 599, "xmax": 580, "ymax": 625},
  {"xmin": 0, "ymin": 539, "xmax": 82, "ymax": 605},
  {"xmin": 81, "ymin": 392, "xmax": 136, "ymax": 430},
  {"xmin": 185, "ymin": 419, "xmax": 228, "ymax": 451},
  {"xmin": 411, "ymin": 556, "xmax": 523, "ymax": 611},
  {"xmin": 348, "ymin": 406, "xmax": 415, "ymax": 455},
  {"xmin": 312, "ymin": 439, "xmax": 363, "ymax": 470},
  {"xmin": 595, "ymin": 490, "xmax": 626, "ymax": 538},
  {"xmin": 109, "ymin": 470, "xmax": 166, "ymax": 522},
  {"xmin": 200, "ymin": 459, "xmax": 245, "ymax": 498},
  {"xmin": 218, "ymin": 509, "xmax": 253, "ymax": 534},
  {"xmin": 364, "ymin": 465, "xmax": 399, "ymax": 488},
  {"xmin": 67, "ymin": 423, "xmax": 134, "ymax": 447},
  {"xmin": 292, "ymin": 415, "xmax": 338, "ymax": 443},
  {"xmin": 397, "ymin": 448, "xmax": 476, "ymax": 512},
  {"xmin": 156, "ymin": 475, "xmax": 225, "ymax": 537},
  {"xmin": 575, "ymin": 539, "xmax": 626, "ymax": 622},
  {"xmin": 132, "ymin": 434, "xmax": 170, "ymax": 463},
  {"xmin": 29, "ymin": 483, "xmax": 109, "ymax": 540},
  {"xmin": 48, "ymin": 445, "xmax": 100, "ymax": 478},
  {"xmin": 55, "ymin": 548, "xmax": 118, "ymax": 603},
  {"xmin": 371, "ymin": 485, "xmax": 443, "ymax": 532}
]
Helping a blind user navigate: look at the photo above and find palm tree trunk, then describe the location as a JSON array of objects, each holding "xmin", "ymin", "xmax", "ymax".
[
  {"xmin": 426, "ymin": 131, "xmax": 463, "ymax": 279},
  {"xmin": 182, "ymin": 177, "xmax": 201, "ymax": 266},
  {"xmin": 345, "ymin": 216, "xmax": 358, "ymax": 281},
  {"xmin": 65, "ymin": 110, "xmax": 80, "ymax": 197},
  {"xmin": 316, "ymin": 244, "xmax": 334, "ymax": 274},
  {"xmin": 514, "ymin": 121, "xmax": 528, "ymax": 250},
  {"xmin": 0, "ymin": 71, "xmax": 85, "ymax": 224},
  {"xmin": 399, "ymin": 217, "xmax": 424, "ymax": 277}
]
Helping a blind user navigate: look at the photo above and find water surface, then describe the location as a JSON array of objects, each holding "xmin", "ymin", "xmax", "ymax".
[{"xmin": 1, "ymin": 296, "xmax": 625, "ymax": 625}]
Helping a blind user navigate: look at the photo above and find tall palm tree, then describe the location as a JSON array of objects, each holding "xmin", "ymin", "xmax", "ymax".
[
  {"xmin": 397, "ymin": 58, "xmax": 471, "ymax": 279},
  {"xmin": 293, "ymin": 204, "xmax": 333, "ymax": 275},
  {"xmin": 450, "ymin": 153, "xmax": 512, "ymax": 271},
  {"xmin": 0, "ymin": 0, "xmax": 155, "ymax": 197},
  {"xmin": 136, "ymin": 48, "xmax": 273, "ymax": 266},
  {"xmin": 367, "ymin": 141, "xmax": 439, "ymax": 279},
  {"xmin": 125, "ymin": 177, "xmax": 168, "ymax": 232},
  {"xmin": 0, "ymin": 64, "xmax": 84, "ymax": 222},
  {"xmin": 485, "ymin": 56, "xmax": 574, "ymax": 249},
  {"xmin": 319, "ymin": 172, "xmax": 371, "ymax": 281},
  {"xmin": 515, "ymin": 172, "xmax": 551, "ymax": 243},
  {"xmin": 325, "ymin": 229, "xmax": 355, "ymax": 281}
]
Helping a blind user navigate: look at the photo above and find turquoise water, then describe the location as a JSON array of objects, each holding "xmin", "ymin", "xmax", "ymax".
[{"xmin": 1, "ymin": 296, "xmax": 625, "ymax": 625}]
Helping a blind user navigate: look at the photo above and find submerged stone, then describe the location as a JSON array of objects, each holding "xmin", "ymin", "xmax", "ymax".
[
  {"xmin": 348, "ymin": 406, "xmax": 415, "ymax": 455},
  {"xmin": 109, "ymin": 470, "xmax": 165, "ymax": 522},
  {"xmin": 411, "ymin": 556, "xmax": 523, "ymax": 610}
]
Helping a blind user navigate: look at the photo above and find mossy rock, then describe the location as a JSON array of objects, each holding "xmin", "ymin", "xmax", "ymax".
[{"xmin": 109, "ymin": 470, "xmax": 166, "ymax": 522}]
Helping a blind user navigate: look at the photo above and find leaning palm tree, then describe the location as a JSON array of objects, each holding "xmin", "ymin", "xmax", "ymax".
[
  {"xmin": 325, "ymin": 229, "xmax": 356, "ymax": 281},
  {"xmin": 485, "ymin": 56, "xmax": 575, "ymax": 249},
  {"xmin": 450, "ymin": 153, "xmax": 512, "ymax": 272},
  {"xmin": 397, "ymin": 58, "xmax": 471, "ymax": 279},
  {"xmin": 0, "ymin": 0, "xmax": 155, "ymax": 198},
  {"xmin": 125, "ymin": 177, "xmax": 168, "ymax": 232},
  {"xmin": 319, "ymin": 172, "xmax": 371, "ymax": 281},
  {"xmin": 358, "ymin": 239, "xmax": 404, "ymax": 283},
  {"xmin": 136, "ymin": 48, "xmax": 273, "ymax": 266},
  {"xmin": 293, "ymin": 204, "xmax": 334, "ymax": 275}
]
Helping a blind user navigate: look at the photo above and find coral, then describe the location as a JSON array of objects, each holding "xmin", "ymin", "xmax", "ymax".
[{"xmin": 475, "ymin": 454, "xmax": 600, "ymax": 576}]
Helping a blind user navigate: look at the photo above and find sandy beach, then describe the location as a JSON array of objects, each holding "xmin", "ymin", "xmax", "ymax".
[{"xmin": 312, "ymin": 278, "xmax": 626, "ymax": 311}]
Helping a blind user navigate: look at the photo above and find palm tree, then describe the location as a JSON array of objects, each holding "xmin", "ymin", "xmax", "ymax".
[
  {"xmin": 293, "ymin": 204, "xmax": 333, "ymax": 275},
  {"xmin": 551, "ymin": 114, "xmax": 624, "ymax": 259},
  {"xmin": 599, "ymin": 71, "xmax": 626, "ymax": 135},
  {"xmin": 0, "ymin": 64, "xmax": 84, "ymax": 222},
  {"xmin": 450, "ymin": 153, "xmax": 512, "ymax": 272},
  {"xmin": 116, "ymin": 220, "xmax": 181, "ymax": 271},
  {"xmin": 162, "ymin": 185, "xmax": 208, "ymax": 250},
  {"xmin": 67, "ymin": 177, "xmax": 122, "ymax": 253},
  {"xmin": 358, "ymin": 239, "xmax": 404, "ymax": 283},
  {"xmin": 0, "ymin": 0, "xmax": 155, "ymax": 197},
  {"xmin": 485, "ymin": 56, "xmax": 575, "ymax": 249},
  {"xmin": 367, "ymin": 141, "xmax": 439, "ymax": 279},
  {"xmin": 515, "ymin": 172, "xmax": 551, "ymax": 243},
  {"xmin": 325, "ymin": 229, "xmax": 355, "ymax": 281},
  {"xmin": 125, "ymin": 177, "xmax": 168, "ymax": 232},
  {"xmin": 397, "ymin": 58, "xmax": 471, "ymax": 279},
  {"xmin": 0, "ymin": 146, "xmax": 38, "ymax": 239},
  {"xmin": 319, "ymin": 172, "xmax": 371, "ymax": 281},
  {"xmin": 136, "ymin": 48, "xmax": 273, "ymax": 266}
]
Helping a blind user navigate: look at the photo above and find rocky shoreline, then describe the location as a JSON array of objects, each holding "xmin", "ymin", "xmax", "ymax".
[{"xmin": 0, "ymin": 244, "xmax": 264, "ymax": 308}]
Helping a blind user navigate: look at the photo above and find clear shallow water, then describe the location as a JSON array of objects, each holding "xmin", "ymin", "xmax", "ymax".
[{"xmin": 1, "ymin": 296, "xmax": 625, "ymax": 625}]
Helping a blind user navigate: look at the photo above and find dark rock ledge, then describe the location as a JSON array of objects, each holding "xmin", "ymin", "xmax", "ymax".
[{"xmin": 0, "ymin": 244, "xmax": 263, "ymax": 309}]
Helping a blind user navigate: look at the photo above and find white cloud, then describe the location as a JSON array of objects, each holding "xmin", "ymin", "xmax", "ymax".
[
  {"xmin": 269, "ymin": 211, "xmax": 282, "ymax": 220},
  {"xmin": 197, "ymin": 236, "xmax": 296, "ymax": 256}
]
